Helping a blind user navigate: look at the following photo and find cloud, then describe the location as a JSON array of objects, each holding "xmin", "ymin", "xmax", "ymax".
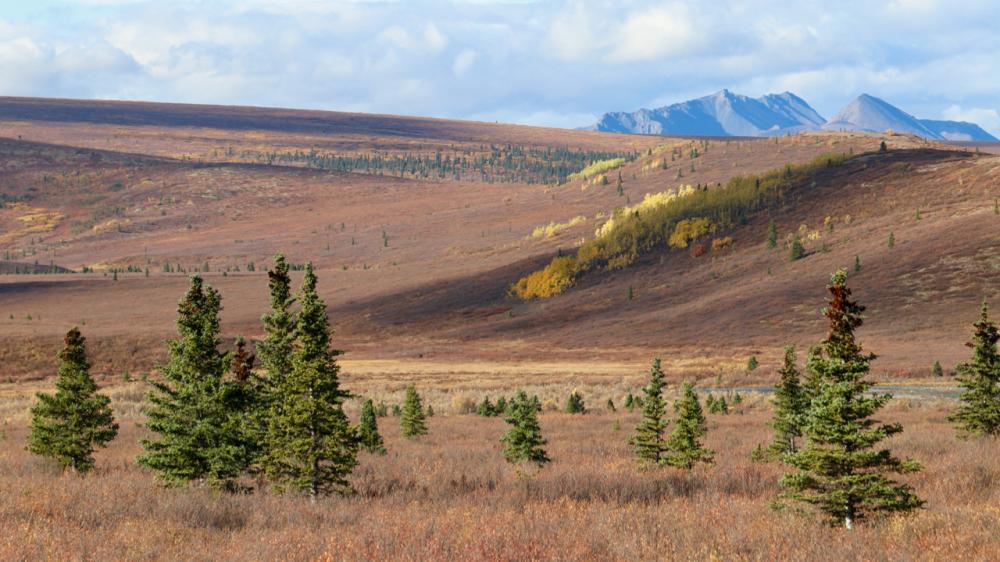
[
  {"xmin": 0, "ymin": 0, "xmax": 998, "ymax": 135},
  {"xmin": 942, "ymin": 105, "xmax": 1000, "ymax": 131}
]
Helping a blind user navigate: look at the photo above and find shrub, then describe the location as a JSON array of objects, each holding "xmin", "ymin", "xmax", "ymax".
[
  {"xmin": 790, "ymin": 237, "xmax": 805, "ymax": 261},
  {"xmin": 668, "ymin": 218, "xmax": 715, "ymax": 249},
  {"xmin": 711, "ymin": 236, "xmax": 733, "ymax": 251},
  {"xmin": 530, "ymin": 216, "xmax": 586, "ymax": 239},
  {"xmin": 509, "ymin": 256, "xmax": 578, "ymax": 300}
]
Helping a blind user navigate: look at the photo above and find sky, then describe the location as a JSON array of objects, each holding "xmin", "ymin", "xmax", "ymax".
[{"xmin": 1, "ymin": 0, "xmax": 999, "ymax": 135}]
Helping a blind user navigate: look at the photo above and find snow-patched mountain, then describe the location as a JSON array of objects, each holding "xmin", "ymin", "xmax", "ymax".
[
  {"xmin": 822, "ymin": 94, "xmax": 997, "ymax": 141},
  {"xmin": 822, "ymin": 94, "xmax": 935, "ymax": 137},
  {"xmin": 590, "ymin": 91, "xmax": 997, "ymax": 141},
  {"xmin": 587, "ymin": 89, "xmax": 825, "ymax": 137}
]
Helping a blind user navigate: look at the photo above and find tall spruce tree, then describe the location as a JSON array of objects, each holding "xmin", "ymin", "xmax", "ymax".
[
  {"xmin": 665, "ymin": 382, "xmax": 713, "ymax": 469},
  {"xmin": 780, "ymin": 270, "xmax": 923, "ymax": 528},
  {"xmin": 400, "ymin": 385, "xmax": 428, "ymax": 439},
  {"xmin": 28, "ymin": 327, "xmax": 118, "ymax": 473},
  {"xmin": 358, "ymin": 399, "xmax": 386, "ymax": 454},
  {"xmin": 138, "ymin": 277, "xmax": 248, "ymax": 488},
  {"xmin": 630, "ymin": 358, "xmax": 670, "ymax": 465},
  {"xmin": 263, "ymin": 263, "xmax": 358, "ymax": 499},
  {"xmin": 769, "ymin": 346, "xmax": 806, "ymax": 456},
  {"xmin": 948, "ymin": 300, "xmax": 1000, "ymax": 437},
  {"xmin": 254, "ymin": 254, "xmax": 296, "ymax": 436},
  {"xmin": 500, "ymin": 390, "xmax": 550, "ymax": 467}
]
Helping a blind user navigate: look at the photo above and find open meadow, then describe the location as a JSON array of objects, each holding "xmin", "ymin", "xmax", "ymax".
[{"xmin": 1, "ymin": 377, "xmax": 998, "ymax": 561}]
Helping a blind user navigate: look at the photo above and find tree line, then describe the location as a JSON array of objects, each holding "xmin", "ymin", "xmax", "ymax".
[{"xmin": 25, "ymin": 262, "xmax": 1000, "ymax": 526}]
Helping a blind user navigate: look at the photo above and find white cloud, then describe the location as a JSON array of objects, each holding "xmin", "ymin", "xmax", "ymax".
[
  {"xmin": 452, "ymin": 49, "xmax": 477, "ymax": 76},
  {"xmin": 608, "ymin": 4, "xmax": 699, "ymax": 62},
  {"xmin": 0, "ymin": 0, "xmax": 999, "ymax": 134},
  {"xmin": 942, "ymin": 105, "xmax": 1000, "ymax": 130}
]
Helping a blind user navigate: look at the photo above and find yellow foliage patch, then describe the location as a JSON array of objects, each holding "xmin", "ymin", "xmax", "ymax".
[
  {"xmin": 568, "ymin": 158, "xmax": 626, "ymax": 182},
  {"xmin": 510, "ymin": 256, "xmax": 578, "ymax": 299},
  {"xmin": 529, "ymin": 216, "xmax": 586, "ymax": 239},
  {"xmin": 711, "ymin": 236, "xmax": 734, "ymax": 251},
  {"xmin": 668, "ymin": 217, "xmax": 715, "ymax": 249}
]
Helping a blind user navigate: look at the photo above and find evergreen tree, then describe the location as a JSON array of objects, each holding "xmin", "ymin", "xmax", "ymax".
[
  {"xmin": 781, "ymin": 270, "xmax": 923, "ymax": 528},
  {"xmin": 400, "ymin": 386, "xmax": 428, "ymax": 439},
  {"xmin": 790, "ymin": 237, "xmax": 805, "ymax": 261},
  {"xmin": 138, "ymin": 277, "xmax": 247, "ymax": 488},
  {"xmin": 477, "ymin": 396, "xmax": 496, "ymax": 417},
  {"xmin": 767, "ymin": 220, "xmax": 778, "ymax": 249},
  {"xmin": 358, "ymin": 399, "xmax": 386, "ymax": 454},
  {"xmin": 629, "ymin": 358, "xmax": 670, "ymax": 465},
  {"xmin": 624, "ymin": 392, "xmax": 635, "ymax": 412},
  {"xmin": 854, "ymin": 255, "xmax": 861, "ymax": 273},
  {"xmin": 948, "ymin": 300, "xmax": 1000, "ymax": 437},
  {"xmin": 888, "ymin": 231, "xmax": 895, "ymax": 249},
  {"xmin": 495, "ymin": 396, "xmax": 507, "ymax": 414},
  {"xmin": 28, "ymin": 327, "xmax": 118, "ymax": 473},
  {"xmin": 769, "ymin": 346, "xmax": 806, "ymax": 456},
  {"xmin": 747, "ymin": 355, "xmax": 759, "ymax": 373},
  {"xmin": 222, "ymin": 337, "xmax": 261, "ymax": 478},
  {"xmin": 263, "ymin": 264, "xmax": 358, "ymax": 499},
  {"xmin": 565, "ymin": 391, "xmax": 586, "ymax": 414},
  {"xmin": 606, "ymin": 398, "xmax": 616, "ymax": 412},
  {"xmin": 500, "ymin": 390, "xmax": 550, "ymax": 467},
  {"xmin": 665, "ymin": 382, "xmax": 713, "ymax": 469},
  {"xmin": 932, "ymin": 360, "xmax": 944, "ymax": 378},
  {"xmin": 425, "ymin": 404, "xmax": 435, "ymax": 417},
  {"xmin": 257, "ymin": 254, "xmax": 296, "ymax": 403}
]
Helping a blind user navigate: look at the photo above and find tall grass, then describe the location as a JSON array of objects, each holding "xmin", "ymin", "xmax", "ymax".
[{"xmin": 0, "ymin": 399, "xmax": 995, "ymax": 561}]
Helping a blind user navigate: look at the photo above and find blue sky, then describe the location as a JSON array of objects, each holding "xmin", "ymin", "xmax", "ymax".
[{"xmin": 1, "ymin": 0, "xmax": 999, "ymax": 135}]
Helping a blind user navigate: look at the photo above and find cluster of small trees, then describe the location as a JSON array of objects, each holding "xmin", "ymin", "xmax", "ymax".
[{"xmin": 23, "ymin": 264, "xmax": 999, "ymax": 528}]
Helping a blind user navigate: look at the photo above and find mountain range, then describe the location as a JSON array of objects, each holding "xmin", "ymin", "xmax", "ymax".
[{"xmin": 587, "ymin": 90, "xmax": 997, "ymax": 141}]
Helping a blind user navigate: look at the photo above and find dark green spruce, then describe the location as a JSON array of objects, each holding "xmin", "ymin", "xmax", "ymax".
[
  {"xmin": 769, "ymin": 346, "xmax": 806, "ymax": 456},
  {"xmin": 28, "ymin": 327, "xmax": 118, "ymax": 473},
  {"xmin": 358, "ymin": 399, "xmax": 386, "ymax": 454},
  {"xmin": 500, "ymin": 390, "xmax": 550, "ymax": 467},
  {"xmin": 138, "ymin": 277, "xmax": 250, "ymax": 489},
  {"xmin": 400, "ymin": 385, "xmax": 428, "ymax": 439},
  {"xmin": 948, "ymin": 300, "xmax": 1000, "ymax": 437},
  {"xmin": 780, "ymin": 270, "xmax": 923, "ymax": 529},
  {"xmin": 664, "ymin": 382, "xmax": 713, "ymax": 469},
  {"xmin": 629, "ymin": 358, "xmax": 670, "ymax": 465},
  {"xmin": 263, "ymin": 263, "xmax": 358, "ymax": 500}
]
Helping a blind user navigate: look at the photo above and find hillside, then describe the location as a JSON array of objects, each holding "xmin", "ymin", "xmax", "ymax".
[{"xmin": 0, "ymin": 97, "xmax": 996, "ymax": 381}]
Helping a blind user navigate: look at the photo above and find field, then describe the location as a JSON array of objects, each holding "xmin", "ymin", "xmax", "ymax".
[
  {"xmin": 1, "ymin": 381, "xmax": 997, "ymax": 561},
  {"xmin": 1, "ymin": 97, "xmax": 999, "ymax": 560}
]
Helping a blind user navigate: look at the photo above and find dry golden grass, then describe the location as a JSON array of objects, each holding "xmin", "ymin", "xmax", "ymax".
[{"xmin": 0, "ymin": 380, "xmax": 996, "ymax": 561}]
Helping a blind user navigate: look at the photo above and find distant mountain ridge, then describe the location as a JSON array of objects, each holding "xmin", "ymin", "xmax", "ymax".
[{"xmin": 589, "ymin": 91, "xmax": 997, "ymax": 141}]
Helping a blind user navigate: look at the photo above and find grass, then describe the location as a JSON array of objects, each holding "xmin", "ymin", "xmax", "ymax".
[
  {"xmin": 0, "ymin": 388, "xmax": 995, "ymax": 561},
  {"xmin": 529, "ymin": 216, "xmax": 586, "ymax": 239}
]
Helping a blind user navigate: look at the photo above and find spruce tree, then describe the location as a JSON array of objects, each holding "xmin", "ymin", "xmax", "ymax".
[
  {"xmin": 256, "ymin": 254, "xmax": 296, "ymax": 409},
  {"xmin": 358, "ymin": 399, "xmax": 386, "ymax": 454},
  {"xmin": 28, "ymin": 327, "xmax": 118, "ymax": 473},
  {"xmin": 500, "ymin": 390, "xmax": 550, "ymax": 467},
  {"xmin": 629, "ymin": 358, "xmax": 670, "ymax": 465},
  {"xmin": 400, "ymin": 385, "xmax": 428, "ymax": 439},
  {"xmin": 663, "ymin": 382, "xmax": 715, "ymax": 470},
  {"xmin": 769, "ymin": 346, "xmax": 806, "ymax": 456},
  {"xmin": 263, "ymin": 264, "xmax": 358, "ymax": 499},
  {"xmin": 948, "ymin": 300, "xmax": 1000, "ymax": 437},
  {"xmin": 138, "ymin": 277, "xmax": 248, "ymax": 488},
  {"xmin": 780, "ymin": 270, "xmax": 923, "ymax": 528},
  {"xmin": 665, "ymin": 382, "xmax": 713, "ymax": 469},
  {"xmin": 767, "ymin": 220, "xmax": 777, "ymax": 249},
  {"xmin": 565, "ymin": 391, "xmax": 586, "ymax": 414}
]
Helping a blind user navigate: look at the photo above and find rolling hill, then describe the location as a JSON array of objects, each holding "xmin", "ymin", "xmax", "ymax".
[{"xmin": 0, "ymin": 97, "xmax": 997, "ymax": 382}]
